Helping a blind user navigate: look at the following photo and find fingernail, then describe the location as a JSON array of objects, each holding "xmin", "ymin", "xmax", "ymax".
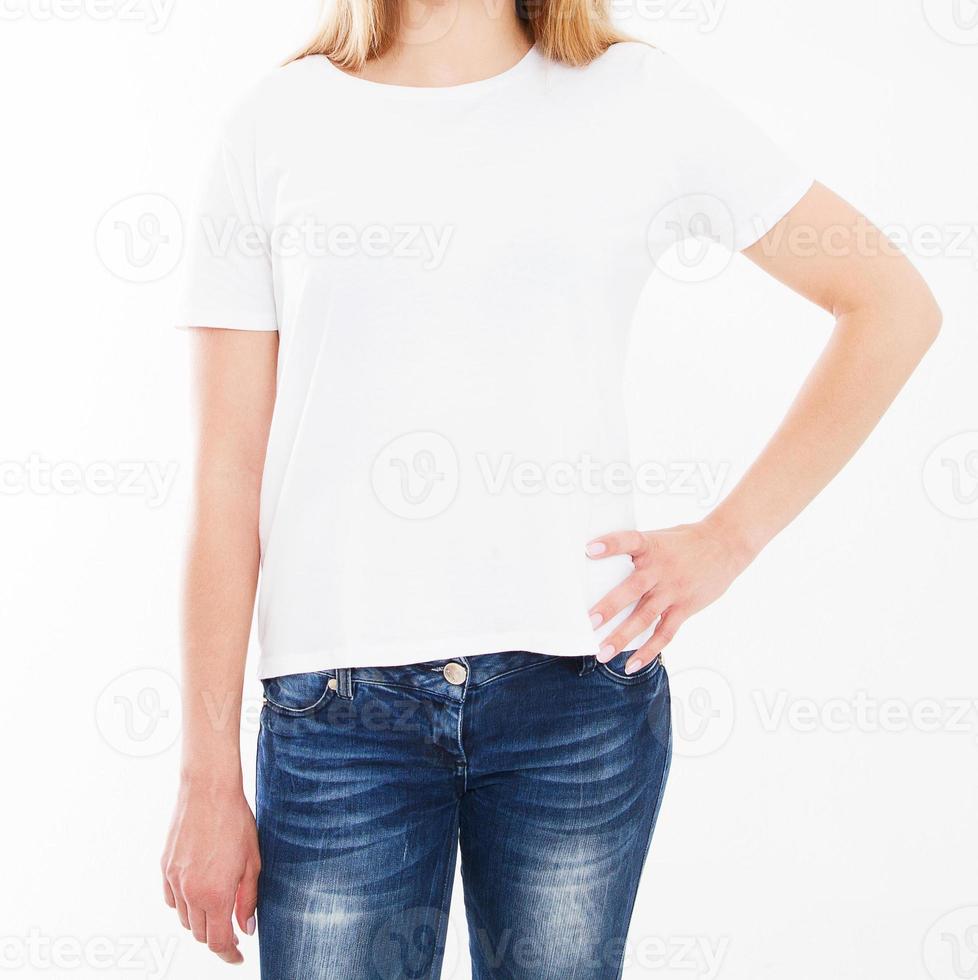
[
  {"xmin": 625, "ymin": 658, "xmax": 642, "ymax": 675},
  {"xmin": 598, "ymin": 644, "xmax": 615, "ymax": 663},
  {"xmin": 246, "ymin": 916, "xmax": 256, "ymax": 936},
  {"xmin": 589, "ymin": 612, "xmax": 603, "ymax": 629},
  {"xmin": 585, "ymin": 542, "xmax": 606, "ymax": 557}
]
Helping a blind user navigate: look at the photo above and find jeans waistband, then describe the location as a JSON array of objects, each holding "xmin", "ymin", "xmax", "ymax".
[{"xmin": 328, "ymin": 651, "xmax": 586, "ymax": 701}]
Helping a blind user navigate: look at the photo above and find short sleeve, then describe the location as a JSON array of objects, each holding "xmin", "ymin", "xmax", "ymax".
[
  {"xmin": 175, "ymin": 103, "xmax": 278, "ymax": 331},
  {"xmin": 649, "ymin": 51, "xmax": 814, "ymax": 253}
]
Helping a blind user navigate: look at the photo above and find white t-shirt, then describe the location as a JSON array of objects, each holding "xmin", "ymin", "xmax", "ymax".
[{"xmin": 177, "ymin": 42, "xmax": 813, "ymax": 677}]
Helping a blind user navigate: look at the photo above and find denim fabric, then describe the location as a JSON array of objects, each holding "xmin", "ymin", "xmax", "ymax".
[{"xmin": 256, "ymin": 651, "xmax": 672, "ymax": 979}]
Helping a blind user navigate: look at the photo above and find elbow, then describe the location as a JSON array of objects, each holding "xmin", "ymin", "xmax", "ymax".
[
  {"xmin": 909, "ymin": 285, "xmax": 943, "ymax": 353},
  {"xmin": 922, "ymin": 293, "xmax": 943, "ymax": 345},
  {"xmin": 906, "ymin": 256, "xmax": 943, "ymax": 344},
  {"xmin": 885, "ymin": 273, "xmax": 943, "ymax": 353},
  {"xmin": 836, "ymin": 275, "xmax": 942, "ymax": 364}
]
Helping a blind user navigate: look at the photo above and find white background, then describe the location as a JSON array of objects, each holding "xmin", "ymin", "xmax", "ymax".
[{"xmin": 1, "ymin": 1, "xmax": 976, "ymax": 978}]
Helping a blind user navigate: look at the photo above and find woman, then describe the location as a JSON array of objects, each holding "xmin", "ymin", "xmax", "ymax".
[{"xmin": 160, "ymin": 0, "xmax": 941, "ymax": 976}]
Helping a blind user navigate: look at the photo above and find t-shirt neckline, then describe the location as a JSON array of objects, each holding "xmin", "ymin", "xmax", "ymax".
[{"xmin": 317, "ymin": 44, "xmax": 542, "ymax": 98}]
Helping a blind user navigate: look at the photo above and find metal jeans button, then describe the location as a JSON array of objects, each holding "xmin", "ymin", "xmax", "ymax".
[{"xmin": 443, "ymin": 662, "xmax": 467, "ymax": 686}]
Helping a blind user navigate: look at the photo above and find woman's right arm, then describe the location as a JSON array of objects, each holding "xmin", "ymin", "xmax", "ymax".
[{"xmin": 161, "ymin": 327, "xmax": 278, "ymax": 965}]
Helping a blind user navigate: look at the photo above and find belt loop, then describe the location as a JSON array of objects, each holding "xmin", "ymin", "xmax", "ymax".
[
  {"xmin": 336, "ymin": 667, "xmax": 354, "ymax": 700},
  {"xmin": 579, "ymin": 655, "xmax": 596, "ymax": 676}
]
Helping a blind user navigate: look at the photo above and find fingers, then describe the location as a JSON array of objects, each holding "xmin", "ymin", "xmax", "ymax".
[
  {"xmin": 188, "ymin": 903, "xmax": 208, "ymax": 945},
  {"xmin": 586, "ymin": 530, "xmax": 648, "ymax": 559},
  {"xmin": 163, "ymin": 876, "xmax": 176, "ymax": 910},
  {"xmin": 174, "ymin": 894, "xmax": 190, "ymax": 931},
  {"xmin": 589, "ymin": 573, "xmax": 653, "ymax": 630},
  {"xmin": 165, "ymin": 872, "xmax": 190, "ymax": 930},
  {"xmin": 206, "ymin": 910, "xmax": 244, "ymax": 965},
  {"xmin": 625, "ymin": 607, "xmax": 686, "ymax": 674},
  {"xmin": 596, "ymin": 592, "xmax": 670, "ymax": 663},
  {"xmin": 167, "ymin": 873, "xmax": 246, "ymax": 964},
  {"xmin": 234, "ymin": 862, "xmax": 260, "ymax": 938}
]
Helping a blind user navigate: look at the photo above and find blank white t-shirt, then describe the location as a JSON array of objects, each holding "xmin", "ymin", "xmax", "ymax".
[{"xmin": 177, "ymin": 42, "xmax": 813, "ymax": 677}]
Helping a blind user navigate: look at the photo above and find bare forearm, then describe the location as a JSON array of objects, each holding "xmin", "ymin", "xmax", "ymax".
[
  {"xmin": 707, "ymin": 298, "xmax": 941, "ymax": 561},
  {"xmin": 177, "ymin": 329, "xmax": 276, "ymax": 789},
  {"xmin": 180, "ymin": 471, "xmax": 261, "ymax": 788}
]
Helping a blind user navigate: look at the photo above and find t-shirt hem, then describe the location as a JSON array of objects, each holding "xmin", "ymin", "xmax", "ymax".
[
  {"xmin": 256, "ymin": 630, "xmax": 603, "ymax": 678},
  {"xmin": 735, "ymin": 174, "xmax": 816, "ymax": 252},
  {"xmin": 175, "ymin": 310, "xmax": 278, "ymax": 332}
]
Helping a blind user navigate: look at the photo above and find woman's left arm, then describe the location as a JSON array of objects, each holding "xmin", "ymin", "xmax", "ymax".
[{"xmin": 588, "ymin": 182, "xmax": 942, "ymax": 674}]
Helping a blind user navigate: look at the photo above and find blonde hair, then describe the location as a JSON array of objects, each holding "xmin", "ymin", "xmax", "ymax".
[{"xmin": 291, "ymin": 0, "xmax": 624, "ymax": 71}]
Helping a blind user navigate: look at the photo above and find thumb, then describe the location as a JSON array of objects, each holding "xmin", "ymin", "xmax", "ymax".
[{"xmin": 234, "ymin": 861, "xmax": 259, "ymax": 936}]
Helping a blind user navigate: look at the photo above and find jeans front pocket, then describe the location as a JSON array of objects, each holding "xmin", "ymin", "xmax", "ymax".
[
  {"xmin": 596, "ymin": 651, "xmax": 663, "ymax": 686},
  {"xmin": 261, "ymin": 671, "xmax": 334, "ymax": 716}
]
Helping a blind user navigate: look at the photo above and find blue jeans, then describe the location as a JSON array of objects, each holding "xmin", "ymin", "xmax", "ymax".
[{"xmin": 256, "ymin": 651, "xmax": 672, "ymax": 979}]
